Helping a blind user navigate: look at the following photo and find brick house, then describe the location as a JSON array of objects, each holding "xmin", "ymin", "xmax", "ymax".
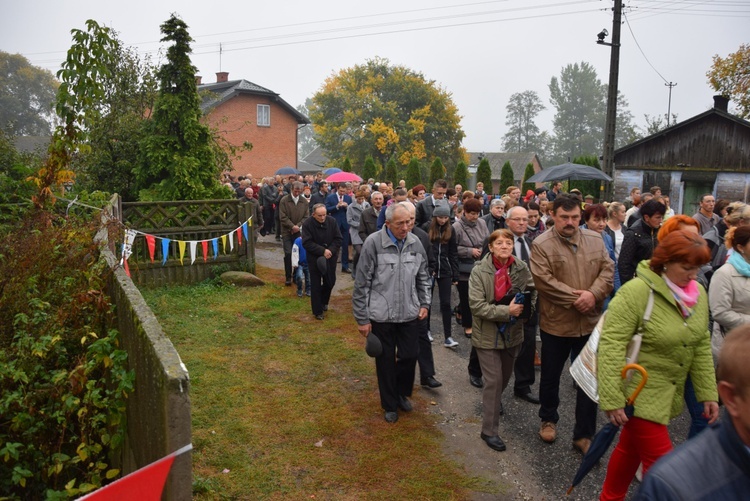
[{"xmin": 198, "ymin": 72, "xmax": 310, "ymax": 179}]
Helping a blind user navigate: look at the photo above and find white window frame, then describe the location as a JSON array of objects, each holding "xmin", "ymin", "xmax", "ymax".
[{"xmin": 257, "ymin": 104, "xmax": 270, "ymax": 127}]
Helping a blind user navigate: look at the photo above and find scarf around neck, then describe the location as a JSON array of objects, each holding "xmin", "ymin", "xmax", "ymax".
[
  {"xmin": 492, "ymin": 255, "xmax": 515, "ymax": 301},
  {"xmin": 728, "ymin": 251, "xmax": 750, "ymax": 277},
  {"xmin": 663, "ymin": 275, "xmax": 699, "ymax": 317}
]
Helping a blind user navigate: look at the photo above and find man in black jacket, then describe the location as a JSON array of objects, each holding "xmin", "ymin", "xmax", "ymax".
[
  {"xmin": 618, "ymin": 199, "xmax": 666, "ymax": 283},
  {"xmin": 358, "ymin": 191, "xmax": 383, "ymax": 243},
  {"xmin": 301, "ymin": 204, "xmax": 342, "ymax": 320}
]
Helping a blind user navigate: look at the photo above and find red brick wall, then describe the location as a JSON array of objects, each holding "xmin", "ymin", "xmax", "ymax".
[{"xmin": 204, "ymin": 94, "xmax": 298, "ymax": 179}]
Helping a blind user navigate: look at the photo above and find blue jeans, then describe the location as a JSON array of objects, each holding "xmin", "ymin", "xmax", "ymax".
[
  {"xmin": 684, "ymin": 375, "xmax": 708, "ymax": 439},
  {"xmin": 294, "ymin": 264, "xmax": 310, "ymax": 294}
]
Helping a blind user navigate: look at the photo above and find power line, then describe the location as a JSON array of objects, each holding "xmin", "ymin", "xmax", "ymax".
[{"xmin": 622, "ymin": 12, "xmax": 671, "ymax": 84}]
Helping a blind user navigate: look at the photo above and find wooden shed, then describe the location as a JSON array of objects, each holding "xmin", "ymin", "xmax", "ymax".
[{"xmin": 613, "ymin": 96, "xmax": 750, "ymax": 214}]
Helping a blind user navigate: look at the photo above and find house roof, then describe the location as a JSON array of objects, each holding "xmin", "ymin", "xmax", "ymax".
[
  {"xmin": 615, "ymin": 106, "xmax": 750, "ymax": 157},
  {"xmin": 199, "ymin": 79, "xmax": 310, "ymax": 124},
  {"xmin": 301, "ymin": 146, "xmax": 329, "ymax": 167},
  {"xmin": 467, "ymin": 152, "xmax": 542, "ymax": 181}
]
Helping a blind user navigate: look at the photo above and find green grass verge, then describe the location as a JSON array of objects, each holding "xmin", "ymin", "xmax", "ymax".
[{"xmin": 141, "ymin": 266, "xmax": 480, "ymax": 500}]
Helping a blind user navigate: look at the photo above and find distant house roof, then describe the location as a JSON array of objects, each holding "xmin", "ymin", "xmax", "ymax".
[
  {"xmin": 297, "ymin": 159, "xmax": 320, "ymax": 173},
  {"xmin": 467, "ymin": 152, "xmax": 543, "ymax": 181},
  {"xmin": 301, "ymin": 146, "xmax": 329, "ymax": 167},
  {"xmin": 198, "ymin": 79, "xmax": 310, "ymax": 124},
  {"xmin": 13, "ymin": 136, "xmax": 51, "ymax": 154}
]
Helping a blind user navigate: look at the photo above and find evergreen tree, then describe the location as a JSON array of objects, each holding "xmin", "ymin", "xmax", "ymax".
[
  {"xmin": 342, "ymin": 157, "xmax": 353, "ymax": 172},
  {"xmin": 476, "ymin": 158, "xmax": 493, "ymax": 196},
  {"xmin": 429, "ymin": 157, "xmax": 445, "ymax": 187},
  {"xmin": 384, "ymin": 156, "xmax": 398, "ymax": 183},
  {"xmin": 521, "ymin": 163, "xmax": 536, "ymax": 194},
  {"xmin": 136, "ymin": 15, "xmax": 226, "ymax": 201},
  {"xmin": 405, "ymin": 158, "xmax": 421, "ymax": 189},
  {"xmin": 453, "ymin": 161, "xmax": 468, "ymax": 188},
  {"xmin": 362, "ymin": 155, "xmax": 378, "ymax": 181},
  {"xmin": 500, "ymin": 161, "xmax": 515, "ymax": 194}
]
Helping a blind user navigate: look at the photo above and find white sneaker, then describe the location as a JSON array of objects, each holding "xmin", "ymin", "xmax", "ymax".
[
  {"xmin": 427, "ymin": 331, "xmax": 434, "ymax": 342},
  {"xmin": 444, "ymin": 337, "xmax": 459, "ymax": 348}
]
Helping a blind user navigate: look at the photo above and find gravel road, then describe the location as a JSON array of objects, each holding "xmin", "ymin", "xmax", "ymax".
[{"xmin": 254, "ymin": 236, "xmax": 693, "ymax": 500}]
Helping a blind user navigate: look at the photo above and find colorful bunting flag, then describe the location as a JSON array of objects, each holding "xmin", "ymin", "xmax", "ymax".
[
  {"xmin": 201, "ymin": 241, "xmax": 208, "ymax": 263},
  {"xmin": 145, "ymin": 235, "xmax": 156, "ymax": 263},
  {"xmin": 161, "ymin": 238, "xmax": 171, "ymax": 265},
  {"xmin": 178, "ymin": 241, "xmax": 186, "ymax": 265}
]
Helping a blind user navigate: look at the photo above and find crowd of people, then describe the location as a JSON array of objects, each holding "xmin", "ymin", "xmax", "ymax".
[{"xmin": 231, "ymin": 169, "xmax": 749, "ymax": 499}]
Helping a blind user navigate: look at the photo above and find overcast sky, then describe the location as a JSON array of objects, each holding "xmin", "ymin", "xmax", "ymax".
[{"xmin": 3, "ymin": 0, "xmax": 748, "ymax": 154}]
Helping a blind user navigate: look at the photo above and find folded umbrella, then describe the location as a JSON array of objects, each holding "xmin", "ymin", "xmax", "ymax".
[{"xmin": 566, "ymin": 363, "xmax": 648, "ymax": 496}]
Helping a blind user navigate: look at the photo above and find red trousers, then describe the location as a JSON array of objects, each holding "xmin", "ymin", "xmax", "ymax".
[{"xmin": 600, "ymin": 417, "xmax": 673, "ymax": 501}]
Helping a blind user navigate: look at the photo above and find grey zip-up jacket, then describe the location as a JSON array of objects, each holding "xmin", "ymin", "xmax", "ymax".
[{"xmin": 352, "ymin": 228, "xmax": 431, "ymax": 325}]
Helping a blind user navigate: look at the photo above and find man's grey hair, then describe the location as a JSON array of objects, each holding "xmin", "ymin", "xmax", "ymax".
[
  {"xmin": 506, "ymin": 206, "xmax": 527, "ymax": 219},
  {"xmin": 385, "ymin": 202, "xmax": 410, "ymax": 221},
  {"xmin": 292, "ymin": 181, "xmax": 304, "ymax": 190},
  {"xmin": 490, "ymin": 198, "xmax": 505, "ymax": 208},
  {"xmin": 312, "ymin": 203, "xmax": 326, "ymax": 214},
  {"xmin": 370, "ymin": 191, "xmax": 383, "ymax": 199}
]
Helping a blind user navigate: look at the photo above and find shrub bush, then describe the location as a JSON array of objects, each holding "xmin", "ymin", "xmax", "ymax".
[{"xmin": 0, "ymin": 211, "xmax": 134, "ymax": 498}]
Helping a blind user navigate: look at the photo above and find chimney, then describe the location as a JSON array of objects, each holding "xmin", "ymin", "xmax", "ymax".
[
  {"xmin": 216, "ymin": 72, "xmax": 229, "ymax": 83},
  {"xmin": 195, "ymin": 75, "xmax": 202, "ymax": 85},
  {"xmin": 713, "ymin": 95, "xmax": 729, "ymax": 112}
]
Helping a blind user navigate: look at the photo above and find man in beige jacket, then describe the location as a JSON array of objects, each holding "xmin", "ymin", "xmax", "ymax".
[{"xmin": 530, "ymin": 195, "xmax": 614, "ymax": 455}]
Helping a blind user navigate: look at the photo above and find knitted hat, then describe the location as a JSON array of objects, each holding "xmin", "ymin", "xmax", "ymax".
[{"xmin": 433, "ymin": 205, "xmax": 450, "ymax": 218}]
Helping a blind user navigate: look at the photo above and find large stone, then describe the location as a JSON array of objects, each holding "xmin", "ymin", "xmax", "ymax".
[{"xmin": 220, "ymin": 271, "xmax": 265, "ymax": 287}]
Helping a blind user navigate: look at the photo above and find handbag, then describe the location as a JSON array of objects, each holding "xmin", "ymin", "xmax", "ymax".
[
  {"xmin": 458, "ymin": 258, "xmax": 477, "ymax": 275},
  {"xmin": 569, "ymin": 288, "xmax": 654, "ymax": 403}
]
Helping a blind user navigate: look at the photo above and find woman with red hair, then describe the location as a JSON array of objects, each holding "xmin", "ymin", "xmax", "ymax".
[{"xmin": 597, "ymin": 230, "xmax": 719, "ymax": 500}]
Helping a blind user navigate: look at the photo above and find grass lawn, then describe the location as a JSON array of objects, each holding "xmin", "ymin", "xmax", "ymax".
[{"xmin": 141, "ymin": 265, "xmax": 481, "ymax": 500}]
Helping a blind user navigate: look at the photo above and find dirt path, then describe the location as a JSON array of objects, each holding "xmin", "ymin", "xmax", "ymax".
[{"xmin": 253, "ymin": 237, "xmax": 690, "ymax": 500}]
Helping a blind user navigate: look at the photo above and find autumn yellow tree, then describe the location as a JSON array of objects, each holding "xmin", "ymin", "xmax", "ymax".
[
  {"xmin": 707, "ymin": 44, "xmax": 750, "ymax": 119},
  {"xmin": 310, "ymin": 57, "xmax": 465, "ymax": 170}
]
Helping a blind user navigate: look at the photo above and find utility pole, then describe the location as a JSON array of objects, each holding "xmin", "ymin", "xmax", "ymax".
[
  {"xmin": 665, "ymin": 82, "xmax": 677, "ymax": 126},
  {"xmin": 600, "ymin": 0, "xmax": 622, "ymax": 201}
]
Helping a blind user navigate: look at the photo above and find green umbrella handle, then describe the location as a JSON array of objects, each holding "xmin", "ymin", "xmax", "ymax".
[{"xmin": 622, "ymin": 363, "xmax": 648, "ymax": 406}]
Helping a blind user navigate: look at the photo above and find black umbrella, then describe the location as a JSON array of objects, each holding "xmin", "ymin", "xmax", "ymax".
[
  {"xmin": 566, "ymin": 363, "xmax": 648, "ymax": 496},
  {"xmin": 275, "ymin": 166, "xmax": 301, "ymax": 176},
  {"xmin": 525, "ymin": 162, "xmax": 613, "ymax": 184}
]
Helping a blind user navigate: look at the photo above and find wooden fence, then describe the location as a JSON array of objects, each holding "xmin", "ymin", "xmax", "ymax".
[{"xmin": 115, "ymin": 196, "xmax": 257, "ymax": 287}]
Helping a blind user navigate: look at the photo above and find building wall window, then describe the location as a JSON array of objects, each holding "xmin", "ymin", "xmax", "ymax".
[{"xmin": 257, "ymin": 104, "xmax": 270, "ymax": 127}]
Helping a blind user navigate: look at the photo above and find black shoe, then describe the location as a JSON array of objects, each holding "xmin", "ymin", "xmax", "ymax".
[
  {"xmin": 315, "ymin": 314, "xmax": 324, "ymax": 320},
  {"xmin": 469, "ymin": 375, "xmax": 484, "ymax": 388},
  {"xmin": 285, "ymin": 279, "xmax": 292, "ymax": 286},
  {"xmin": 384, "ymin": 411, "xmax": 398, "ymax": 423},
  {"xmin": 398, "ymin": 396, "xmax": 413, "ymax": 412},
  {"xmin": 514, "ymin": 391, "xmax": 540, "ymax": 404},
  {"xmin": 421, "ymin": 376, "xmax": 443, "ymax": 388},
  {"xmin": 341, "ymin": 267, "xmax": 351, "ymax": 273},
  {"xmin": 322, "ymin": 304, "xmax": 328, "ymax": 311},
  {"xmin": 480, "ymin": 433, "xmax": 507, "ymax": 451}
]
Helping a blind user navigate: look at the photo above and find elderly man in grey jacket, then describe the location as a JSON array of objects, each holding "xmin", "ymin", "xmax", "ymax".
[{"xmin": 353, "ymin": 203, "xmax": 432, "ymax": 423}]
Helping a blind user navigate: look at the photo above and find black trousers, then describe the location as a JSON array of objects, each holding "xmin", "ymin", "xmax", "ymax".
[
  {"xmin": 432, "ymin": 275, "xmax": 453, "ymax": 341},
  {"xmin": 416, "ymin": 317, "xmax": 435, "ymax": 381},
  {"xmin": 308, "ymin": 255, "xmax": 336, "ymax": 316},
  {"xmin": 538, "ymin": 330, "xmax": 598, "ymax": 440},
  {"xmin": 261, "ymin": 205, "xmax": 275, "ymax": 236},
  {"xmin": 513, "ymin": 312, "xmax": 538, "ymax": 395},
  {"xmin": 372, "ymin": 319, "xmax": 420, "ymax": 412}
]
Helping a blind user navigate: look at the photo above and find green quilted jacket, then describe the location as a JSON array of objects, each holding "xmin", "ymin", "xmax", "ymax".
[{"xmin": 598, "ymin": 260, "xmax": 718, "ymax": 424}]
